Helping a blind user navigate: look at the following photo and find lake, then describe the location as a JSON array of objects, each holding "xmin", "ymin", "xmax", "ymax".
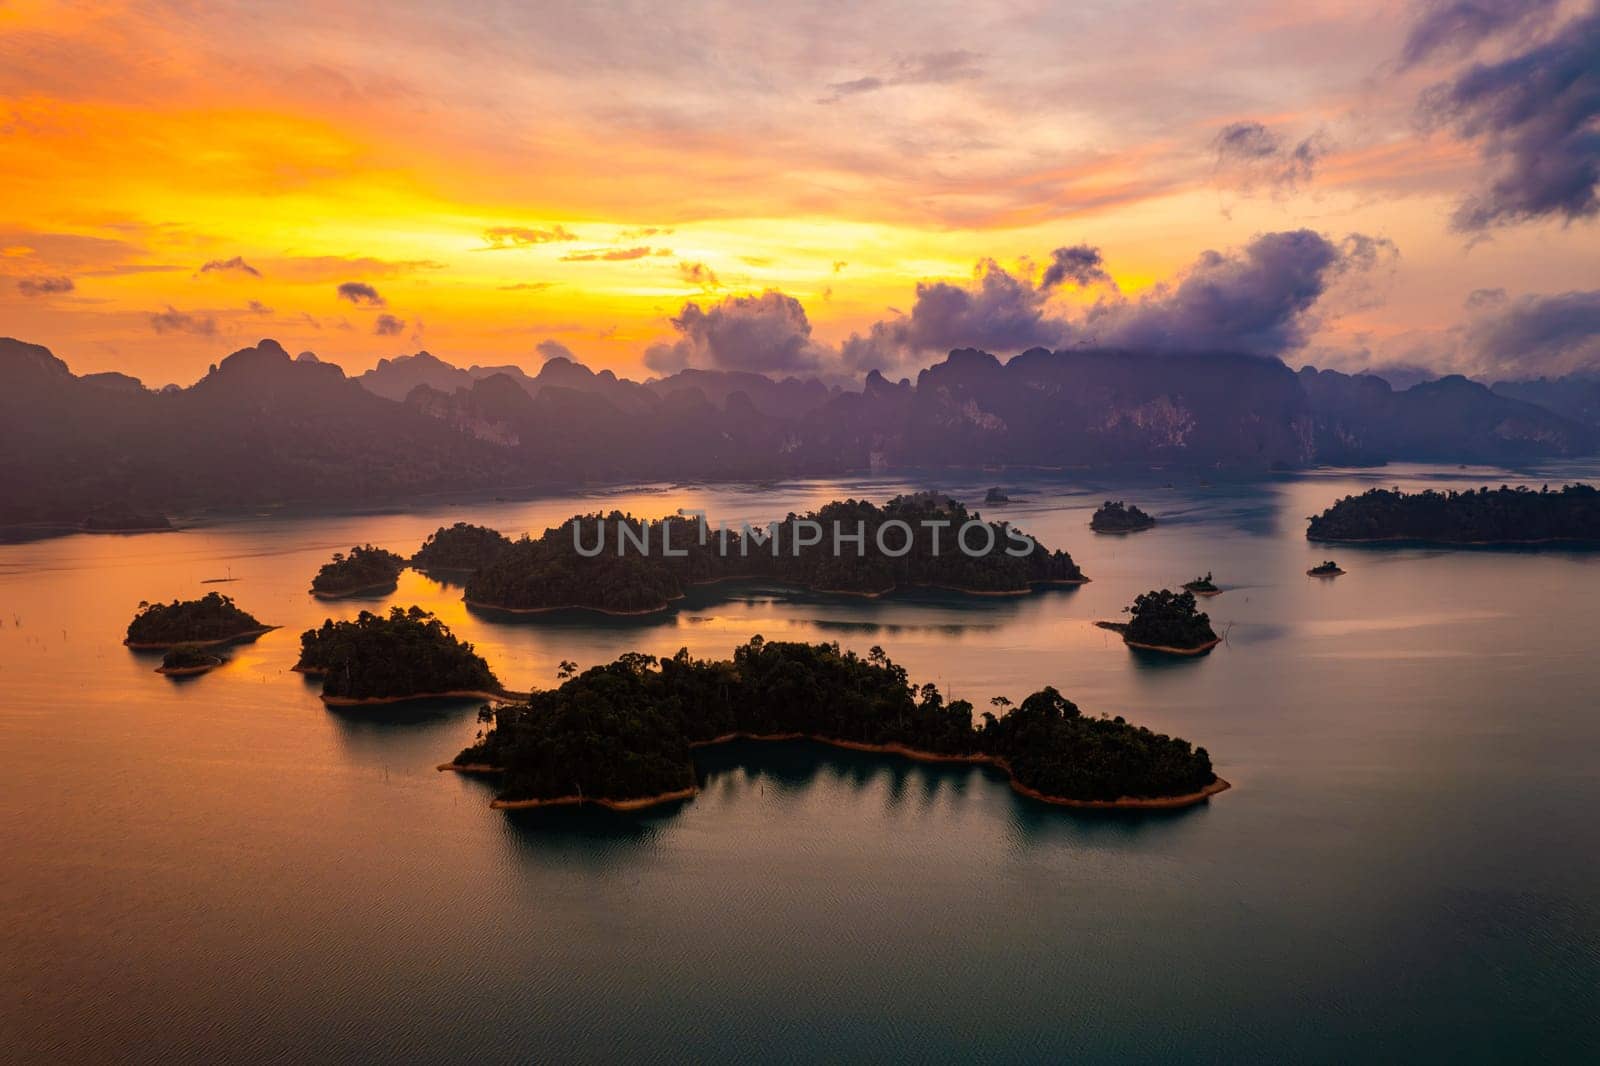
[{"xmin": 3, "ymin": 464, "xmax": 1598, "ymax": 1063}]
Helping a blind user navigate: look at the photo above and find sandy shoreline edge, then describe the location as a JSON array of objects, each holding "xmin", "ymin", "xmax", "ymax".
[
  {"xmin": 125, "ymin": 625, "xmax": 278, "ymax": 650},
  {"xmin": 440, "ymin": 732, "xmax": 1231, "ymax": 812}
]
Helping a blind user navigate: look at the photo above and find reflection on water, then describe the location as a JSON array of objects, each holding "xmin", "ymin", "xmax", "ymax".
[{"xmin": 2, "ymin": 463, "xmax": 1599, "ymax": 1062}]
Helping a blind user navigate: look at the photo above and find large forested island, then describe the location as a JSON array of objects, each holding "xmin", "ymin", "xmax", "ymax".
[
  {"xmin": 309, "ymin": 544, "xmax": 407, "ymax": 597},
  {"xmin": 464, "ymin": 494, "xmax": 1086, "ymax": 615},
  {"xmin": 445, "ymin": 637, "xmax": 1226, "ymax": 811},
  {"xmin": 411, "ymin": 522, "xmax": 514, "ymax": 575},
  {"xmin": 295, "ymin": 606, "xmax": 508, "ymax": 705},
  {"xmin": 125, "ymin": 592, "xmax": 275, "ymax": 648},
  {"xmin": 1097, "ymin": 589, "xmax": 1221, "ymax": 655},
  {"xmin": 1307, "ymin": 484, "xmax": 1600, "ymax": 544},
  {"xmin": 1090, "ymin": 500, "xmax": 1156, "ymax": 533}
]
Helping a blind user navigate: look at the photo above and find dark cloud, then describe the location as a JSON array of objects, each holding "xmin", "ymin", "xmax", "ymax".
[
  {"xmin": 1464, "ymin": 288, "xmax": 1600, "ymax": 376},
  {"xmin": 17, "ymin": 275, "xmax": 74, "ymax": 297},
  {"xmin": 1212, "ymin": 120, "xmax": 1325, "ymax": 194},
  {"xmin": 1040, "ymin": 245, "xmax": 1113, "ymax": 290},
  {"xmin": 1466, "ymin": 286, "xmax": 1508, "ymax": 308},
  {"xmin": 199, "ymin": 255, "xmax": 261, "ymax": 277},
  {"xmin": 246, "ymin": 299, "xmax": 273, "ymax": 314},
  {"xmin": 678, "ymin": 260, "xmax": 721, "ymax": 288},
  {"xmin": 483, "ymin": 225, "xmax": 579, "ymax": 248},
  {"xmin": 822, "ymin": 50, "xmax": 983, "ymax": 101},
  {"xmin": 644, "ymin": 290, "xmax": 828, "ymax": 374},
  {"xmin": 1418, "ymin": 7, "xmax": 1599, "ymax": 229},
  {"xmin": 149, "ymin": 306, "xmax": 217, "ymax": 335},
  {"xmin": 536, "ymin": 339, "xmax": 575, "ymax": 362},
  {"xmin": 560, "ymin": 246, "xmax": 668, "ymax": 262},
  {"xmin": 1401, "ymin": 0, "xmax": 1557, "ymax": 66},
  {"xmin": 373, "ymin": 313, "xmax": 406, "ymax": 336},
  {"xmin": 841, "ymin": 259, "xmax": 1064, "ymax": 373},
  {"xmin": 1086, "ymin": 230, "xmax": 1396, "ymax": 356},
  {"xmin": 839, "ymin": 230, "xmax": 1393, "ymax": 374},
  {"xmin": 337, "ymin": 281, "xmax": 386, "ymax": 306}
]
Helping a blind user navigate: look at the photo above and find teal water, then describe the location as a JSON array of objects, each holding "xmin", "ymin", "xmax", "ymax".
[{"xmin": 2, "ymin": 465, "xmax": 1598, "ymax": 1063}]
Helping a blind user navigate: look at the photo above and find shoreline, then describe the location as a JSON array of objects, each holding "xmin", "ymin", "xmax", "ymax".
[
  {"xmin": 456, "ymin": 732, "xmax": 1231, "ymax": 812},
  {"xmin": 321, "ymin": 688, "xmax": 523, "ymax": 707},
  {"xmin": 1309, "ymin": 534, "xmax": 1600, "ymax": 546},
  {"xmin": 1183, "ymin": 585, "xmax": 1222, "ymax": 597},
  {"xmin": 465, "ymin": 597, "xmax": 677, "ymax": 617},
  {"xmin": 311, "ymin": 579, "xmax": 401, "ymax": 599},
  {"xmin": 125, "ymin": 625, "xmax": 278, "ymax": 650},
  {"xmin": 155, "ymin": 661, "xmax": 222, "ymax": 676},
  {"xmin": 1307, "ymin": 567, "xmax": 1345, "ymax": 577},
  {"xmin": 1093, "ymin": 621, "xmax": 1221, "ymax": 656}
]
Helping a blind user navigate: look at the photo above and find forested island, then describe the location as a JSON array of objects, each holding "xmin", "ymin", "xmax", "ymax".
[
  {"xmin": 310, "ymin": 544, "xmax": 407, "ymax": 597},
  {"xmin": 1182, "ymin": 572, "xmax": 1220, "ymax": 595},
  {"xmin": 1091, "ymin": 500, "xmax": 1156, "ymax": 533},
  {"xmin": 411, "ymin": 522, "xmax": 513, "ymax": 575},
  {"xmin": 1307, "ymin": 560, "xmax": 1345, "ymax": 577},
  {"xmin": 1306, "ymin": 485, "xmax": 1600, "ymax": 544},
  {"xmin": 444, "ymin": 637, "xmax": 1226, "ymax": 811},
  {"xmin": 984, "ymin": 487, "xmax": 1011, "ymax": 504},
  {"xmin": 295, "ymin": 606, "xmax": 509, "ymax": 705},
  {"xmin": 1097, "ymin": 589, "xmax": 1221, "ymax": 655},
  {"xmin": 82, "ymin": 509, "xmax": 173, "ymax": 533},
  {"xmin": 464, "ymin": 494, "xmax": 1086, "ymax": 615},
  {"xmin": 125, "ymin": 592, "xmax": 275, "ymax": 648},
  {"xmin": 156, "ymin": 644, "xmax": 226, "ymax": 676}
]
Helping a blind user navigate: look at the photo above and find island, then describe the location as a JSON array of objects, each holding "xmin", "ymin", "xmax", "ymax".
[
  {"xmin": 1307, "ymin": 560, "xmax": 1345, "ymax": 577},
  {"xmin": 82, "ymin": 509, "xmax": 173, "ymax": 533},
  {"xmin": 442, "ymin": 636, "xmax": 1227, "ymax": 811},
  {"xmin": 309, "ymin": 544, "xmax": 406, "ymax": 598},
  {"xmin": 295, "ymin": 605, "xmax": 513, "ymax": 705},
  {"xmin": 1090, "ymin": 500, "xmax": 1156, "ymax": 533},
  {"xmin": 156, "ymin": 644, "xmax": 226, "ymax": 676},
  {"xmin": 125, "ymin": 592, "xmax": 276, "ymax": 648},
  {"xmin": 1306, "ymin": 484, "xmax": 1600, "ymax": 544},
  {"xmin": 1182, "ymin": 572, "xmax": 1220, "ymax": 596},
  {"xmin": 1096, "ymin": 588, "xmax": 1221, "ymax": 655},
  {"xmin": 464, "ymin": 494, "xmax": 1087, "ymax": 615},
  {"xmin": 411, "ymin": 522, "xmax": 513, "ymax": 576},
  {"xmin": 984, "ymin": 487, "xmax": 1011, "ymax": 504}
]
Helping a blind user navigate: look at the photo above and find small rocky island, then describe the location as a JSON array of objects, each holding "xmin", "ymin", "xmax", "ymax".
[
  {"xmin": 1308, "ymin": 560, "xmax": 1345, "ymax": 577},
  {"xmin": 984, "ymin": 487, "xmax": 1011, "ymax": 504},
  {"xmin": 1183, "ymin": 572, "xmax": 1220, "ymax": 596},
  {"xmin": 443, "ymin": 637, "xmax": 1227, "ymax": 811},
  {"xmin": 465, "ymin": 494, "xmax": 1087, "ymax": 616},
  {"xmin": 295, "ymin": 605, "xmax": 510, "ymax": 705},
  {"xmin": 125, "ymin": 592, "xmax": 275, "ymax": 648},
  {"xmin": 1097, "ymin": 588, "xmax": 1221, "ymax": 655},
  {"xmin": 1090, "ymin": 500, "xmax": 1156, "ymax": 533},
  {"xmin": 411, "ymin": 522, "xmax": 513, "ymax": 576},
  {"xmin": 1307, "ymin": 484, "xmax": 1600, "ymax": 544},
  {"xmin": 82, "ymin": 509, "xmax": 173, "ymax": 533},
  {"xmin": 156, "ymin": 644, "xmax": 226, "ymax": 676},
  {"xmin": 310, "ymin": 544, "xmax": 406, "ymax": 598}
]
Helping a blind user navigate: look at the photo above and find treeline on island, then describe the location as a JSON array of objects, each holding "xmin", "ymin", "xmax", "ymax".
[
  {"xmin": 1307, "ymin": 484, "xmax": 1600, "ymax": 544},
  {"xmin": 453, "ymin": 636, "xmax": 1220, "ymax": 808},
  {"xmin": 1090, "ymin": 500, "xmax": 1156, "ymax": 532},
  {"xmin": 1097, "ymin": 589, "xmax": 1220, "ymax": 654},
  {"xmin": 310, "ymin": 545, "xmax": 407, "ymax": 597},
  {"xmin": 463, "ymin": 494, "xmax": 1085, "ymax": 614},
  {"xmin": 125, "ymin": 592, "xmax": 272, "ymax": 647},
  {"xmin": 295, "ymin": 606, "xmax": 503, "ymax": 702}
]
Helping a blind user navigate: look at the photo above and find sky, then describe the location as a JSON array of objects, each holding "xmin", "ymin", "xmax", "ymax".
[{"xmin": 1, "ymin": 0, "xmax": 1596, "ymax": 386}]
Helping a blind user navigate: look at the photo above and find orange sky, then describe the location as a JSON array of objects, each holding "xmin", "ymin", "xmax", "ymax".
[{"xmin": 1, "ymin": 0, "xmax": 1595, "ymax": 384}]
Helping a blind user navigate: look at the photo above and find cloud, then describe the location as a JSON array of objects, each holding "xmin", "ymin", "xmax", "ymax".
[
  {"xmin": 199, "ymin": 255, "xmax": 261, "ymax": 277},
  {"xmin": 536, "ymin": 338, "xmax": 574, "ymax": 361},
  {"xmin": 1040, "ymin": 245, "xmax": 1113, "ymax": 290},
  {"xmin": 337, "ymin": 281, "xmax": 386, "ymax": 306},
  {"xmin": 619, "ymin": 226, "xmax": 672, "ymax": 239},
  {"xmin": 373, "ymin": 313, "xmax": 406, "ymax": 336},
  {"xmin": 822, "ymin": 50, "xmax": 984, "ymax": 101},
  {"xmin": 1465, "ymin": 289, "xmax": 1600, "ymax": 377},
  {"xmin": 17, "ymin": 275, "xmax": 74, "ymax": 297},
  {"xmin": 1401, "ymin": 0, "xmax": 1557, "ymax": 66},
  {"xmin": 678, "ymin": 260, "xmax": 721, "ymax": 288},
  {"xmin": 246, "ymin": 299, "xmax": 273, "ymax": 314},
  {"xmin": 560, "ymin": 246, "xmax": 667, "ymax": 261},
  {"xmin": 644, "ymin": 290, "xmax": 828, "ymax": 374},
  {"xmin": 840, "ymin": 230, "xmax": 1394, "ymax": 373},
  {"xmin": 149, "ymin": 306, "xmax": 217, "ymax": 335},
  {"xmin": 483, "ymin": 225, "xmax": 579, "ymax": 248},
  {"xmin": 1212, "ymin": 120, "xmax": 1325, "ymax": 195},
  {"xmin": 268, "ymin": 256, "xmax": 443, "ymax": 281},
  {"xmin": 498, "ymin": 281, "xmax": 556, "ymax": 291},
  {"xmin": 1417, "ymin": 7, "xmax": 1599, "ymax": 229}
]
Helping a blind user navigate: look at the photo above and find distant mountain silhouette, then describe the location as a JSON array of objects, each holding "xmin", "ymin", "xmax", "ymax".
[
  {"xmin": 1, "ymin": 336, "xmax": 1591, "ymax": 529},
  {"xmin": 1492, "ymin": 375, "xmax": 1600, "ymax": 429}
]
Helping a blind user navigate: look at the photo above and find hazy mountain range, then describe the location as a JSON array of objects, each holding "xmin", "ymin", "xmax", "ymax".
[{"xmin": 1, "ymin": 336, "xmax": 1591, "ymax": 529}]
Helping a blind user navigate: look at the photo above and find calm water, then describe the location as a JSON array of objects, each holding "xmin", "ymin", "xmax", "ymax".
[{"xmin": 3, "ymin": 465, "xmax": 1598, "ymax": 1063}]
